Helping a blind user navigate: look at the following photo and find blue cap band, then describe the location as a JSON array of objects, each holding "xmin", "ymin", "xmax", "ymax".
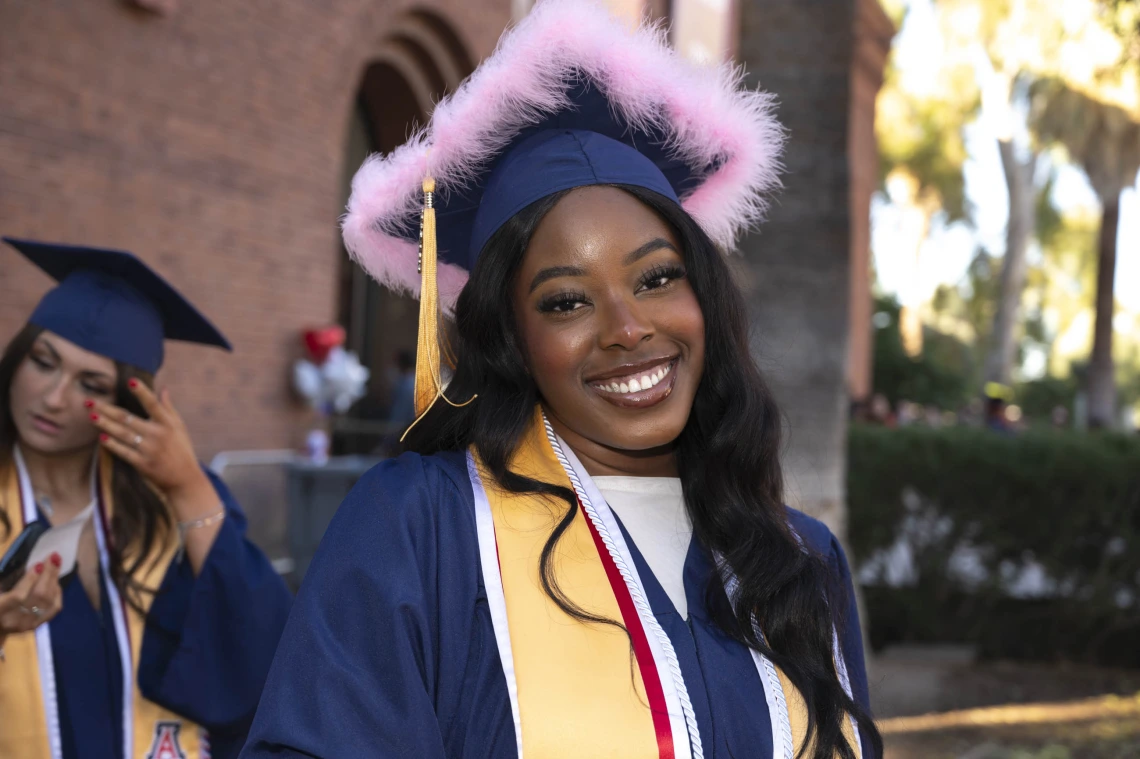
[{"xmin": 468, "ymin": 129, "xmax": 679, "ymax": 261}]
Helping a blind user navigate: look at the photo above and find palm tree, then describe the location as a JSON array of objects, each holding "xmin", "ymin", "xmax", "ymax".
[
  {"xmin": 736, "ymin": 0, "xmax": 866, "ymax": 535},
  {"xmin": 1032, "ymin": 79, "xmax": 1140, "ymax": 427}
]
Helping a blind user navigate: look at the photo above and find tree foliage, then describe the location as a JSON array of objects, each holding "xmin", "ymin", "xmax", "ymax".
[
  {"xmin": 872, "ymin": 295, "xmax": 977, "ymax": 409},
  {"xmin": 875, "ymin": 0, "xmax": 1140, "ymax": 399},
  {"xmin": 877, "ymin": 63, "xmax": 975, "ymax": 221}
]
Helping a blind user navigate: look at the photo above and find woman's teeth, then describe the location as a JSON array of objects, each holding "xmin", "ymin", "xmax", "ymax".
[{"xmin": 594, "ymin": 363, "xmax": 672, "ymax": 394}]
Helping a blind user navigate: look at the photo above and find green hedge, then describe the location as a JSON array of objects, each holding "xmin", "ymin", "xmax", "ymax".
[{"xmin": 847, "ymin": 424, "xmax": 1140, "ymax": 665}]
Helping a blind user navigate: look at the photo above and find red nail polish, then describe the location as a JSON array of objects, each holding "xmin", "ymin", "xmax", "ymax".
[
  {"xmin": 50, "ymin": 553, "xmax": 61, "ymax": 568},
  {"xmin": 128, "ymin": 378, "xmax": 139, "ymax": 389},
  {"xmin": 90, "ymin": 413, "xmax": 99, "ymax": 422},
  {"xmin": 99, "ymin": 433, "xmax": 109, "ymax": 442},
  {"xmin": 34, "ymin": 562, "xmax": 44, "ymax": 574},
  {"xmin": 84, "ymin": 400, "xmax": 95, "ymax": 409}
]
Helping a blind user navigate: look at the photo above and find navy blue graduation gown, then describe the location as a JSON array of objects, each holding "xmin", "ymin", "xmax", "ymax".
[
  {"xmin": 42, "ymin": 470, "xmax": 292, "ymax": 759},
  {"xmin": 241, "ymin": 451, "xmax": 873, "ymax": 758}
]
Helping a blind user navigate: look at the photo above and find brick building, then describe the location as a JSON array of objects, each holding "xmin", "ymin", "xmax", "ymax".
[{"xmin": 0, "ymin": 0, "xmax": 888, "ymax": 460}]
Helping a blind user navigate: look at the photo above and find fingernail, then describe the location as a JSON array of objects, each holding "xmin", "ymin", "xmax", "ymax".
[
  {"xmin": 34, "ymin": 562, "xmax": 44, "ymax": 574},
  {"xmin": 50, "ymin": 553, "xmax": 61, "ymax": 568},
  {"xmin": 128, "ymin": 378, "xmax": 139, "ymax": 389},
  {"xmin": 99, "ymin": 433, "xmax": 109, "ymax": 442},
  {"xmin": 84, "ymin": 400, "xmax": 95, "ymax": 409},
  {"xmin": 90, "ymin": 413, "xmax": 99, "ymax": 422}
]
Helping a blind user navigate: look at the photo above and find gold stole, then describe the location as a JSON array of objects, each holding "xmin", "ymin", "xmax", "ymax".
[
  {"xmin": 0, "ymin": 452, "xmax": 204, "ymax": 759},
  {"xmin": 478, "ymin": 420, "xmax": 660, "ymax": 758},
  {"xmin": 477, "ymin": 414, "xmax": 861, "ymax": 758}
]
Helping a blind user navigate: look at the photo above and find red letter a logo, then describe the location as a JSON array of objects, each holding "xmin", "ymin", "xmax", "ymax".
[{"xmin": 145, "ymin": 722, "xmax": 188, "ymax": 759}]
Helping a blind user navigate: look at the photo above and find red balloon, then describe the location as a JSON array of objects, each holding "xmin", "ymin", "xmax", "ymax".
[{"xmin": 303, "ymin": 326, "xmax": 346, "ymax": 363}]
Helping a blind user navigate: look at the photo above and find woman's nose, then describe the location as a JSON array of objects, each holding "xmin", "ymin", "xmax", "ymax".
[
  {"xmin": 598, "ymin": 294, "xmax": 654, "ymax": 350},
  {"xmin": 41, "ymin": 377, "xmax": 69, "ymax": 409}
]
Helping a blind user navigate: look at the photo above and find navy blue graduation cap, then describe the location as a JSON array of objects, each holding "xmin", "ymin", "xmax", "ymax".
[
  {"xmin": 453, "ymin": 88, "xmax": 688, "ymax": 271},
  {"xmin": 4, "ymin": 237, "xmax": 232, "ymax": 374}
]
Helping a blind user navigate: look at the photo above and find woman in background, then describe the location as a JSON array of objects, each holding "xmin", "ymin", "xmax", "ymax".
[{"xmin": 0, "ymin": 237, "xmax": 292, "ymax": 759}]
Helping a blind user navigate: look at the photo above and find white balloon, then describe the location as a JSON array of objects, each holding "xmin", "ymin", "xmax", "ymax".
[
  {"xmin": 292, "ymin": 360, "xmax": 323, "ymax": 403},
  {"xmin": 292, "ymin": 349, "xmax": 369, "ymax": 414},
  {"xmin": 292, "ymin": 347, "xmax": 370, "ymax": 414}
]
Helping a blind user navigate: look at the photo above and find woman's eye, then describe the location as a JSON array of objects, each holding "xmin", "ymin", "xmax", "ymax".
[
  {"xmin": 638, "ymin": 265, "xmax": 687, "ymax": 292},
  {"xmin": 30, "ymin": 355, "xmax": 54, "ymax": 371},
  {"xmin": 82, "ymin": 384, "xmax": 112, "ymax": 397},
  {"xmin": 538, "ymin": 294, "xmax": 588, "ymax": 313}
]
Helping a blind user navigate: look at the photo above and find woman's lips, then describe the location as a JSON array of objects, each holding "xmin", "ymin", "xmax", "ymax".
[
  {"xmin": 587, "ymin": 358, "xmax": 678, "ymax": 409},
  {"xmin": 31, "ymin": 414, "xmax": 62, "ymax": 435}
]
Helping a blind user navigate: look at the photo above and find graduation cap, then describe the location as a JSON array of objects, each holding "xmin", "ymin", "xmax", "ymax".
[
  {"xmin": 341, "ymin": 0, "xmax": 785, "ymax": 420},
  {"xmin": 4, "ymin": 237, "xmax": 232, "ymax": 374}
]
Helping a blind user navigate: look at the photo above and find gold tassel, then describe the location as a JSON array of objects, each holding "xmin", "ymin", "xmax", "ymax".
[
  {"xmin": 413, "ymin": 176, "xmax": 441, "ymax": 418},
  {"xmin": 401, "ymin": 175, "xmax": 476, "ymax": 442}
]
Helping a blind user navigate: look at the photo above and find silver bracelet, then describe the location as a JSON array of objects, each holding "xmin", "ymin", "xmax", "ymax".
[
  {"xmin": 175, "ymin": 509, "xmax": 225, "ymax": 562},
  {"xmin": 178, "ymin": 509, "xmax": 226, "ymax": 534}
]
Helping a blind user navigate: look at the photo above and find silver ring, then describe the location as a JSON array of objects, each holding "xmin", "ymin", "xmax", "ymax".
[
  {"xmin": 124, "ymin": 413, "xmax": 134, "ymax": 428},
  {"xmin": 132, "ymin": 434, "xmax": 144, "ymax": 449},
  {"xmin": 20, "ymin": 605, "xmax": 43, "ymax": 618}
]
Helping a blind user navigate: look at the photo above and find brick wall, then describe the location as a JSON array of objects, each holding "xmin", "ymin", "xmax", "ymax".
[{"xmin": 0, "ymin": 0, "xmax": 509, "ymax": 458}]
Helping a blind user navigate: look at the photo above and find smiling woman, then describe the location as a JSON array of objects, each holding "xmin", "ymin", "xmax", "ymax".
[
  {"xmin": 242, "ymin": 3, "xmax": 881, "ymax": 759},
  {"xmin": 512, "ymin": 186, "xmax": 705, "ymax": 470}
]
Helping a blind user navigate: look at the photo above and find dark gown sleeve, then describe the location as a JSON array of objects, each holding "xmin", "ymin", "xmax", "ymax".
[
  {"xmin": 827, "ymin": 534, "xmax": 871, "ymax": 716},
  {"xmin": 787, "ymin": 510, "xmax": 877, "ymax": 759},
  {"xmin": 239, "ymin": 453, "xmax": 469, "ymax": 759},
  {"xmin": 138, "ymin": 468, "xmax": 293, "ymax": 758},
  {"xmin": 832, "ymin": 535, "xmax": 880, "ymax": 759}
]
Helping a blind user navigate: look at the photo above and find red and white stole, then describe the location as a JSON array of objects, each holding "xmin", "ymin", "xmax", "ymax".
[{"xmin": 466, "ymin": 409, "xmax": 861, "ymax": 759}]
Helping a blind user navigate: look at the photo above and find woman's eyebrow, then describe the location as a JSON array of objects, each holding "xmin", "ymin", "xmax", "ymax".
[
  {"xmin": 528, "ymin": 238, "xmax": 679, "ymax": 293},
  {"xmin": 622, "ymin": 238, "xmax": 678, "ymax": 266},
  {"xmin": 35, "ymin": 339, "xmax": 61, "ymax": 362},
  {"xmin": 528, "ymin": 265, "xmax": 586, "ymax": 293},
  {"xmin": 37, "ymin": 338, "xmax": 113, "ymax": 380}
]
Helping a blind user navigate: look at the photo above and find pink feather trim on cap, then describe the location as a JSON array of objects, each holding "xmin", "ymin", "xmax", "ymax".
[{"xmin": 341, "ymin": 0, "xmax": 785, "ymax": 313}]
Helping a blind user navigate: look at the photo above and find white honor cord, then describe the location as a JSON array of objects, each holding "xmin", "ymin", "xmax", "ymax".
[
  {"xmin": 542, "ymin": 414, "xmax": 703, "ymax": 759},
  {"xmin": 721, "ymin": 570, "xmax": 794, "ymax": 759}
]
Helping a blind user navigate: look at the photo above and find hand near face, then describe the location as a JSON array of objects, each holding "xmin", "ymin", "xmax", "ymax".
[{"xmin": 88, "ymin": 381, "xmax": 210, "ymax": 499}]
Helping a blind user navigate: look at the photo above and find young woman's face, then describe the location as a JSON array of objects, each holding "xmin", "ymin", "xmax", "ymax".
[
  {"xmin": 8, "ymin": 331, "xmax": 116, "ymax": 456},
  {"xmin": 512, "ymin": 186, "xmax": 705, "ymax": 474}
]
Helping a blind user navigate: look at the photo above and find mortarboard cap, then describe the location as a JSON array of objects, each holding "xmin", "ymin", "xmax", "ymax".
[{"xmin": 4, "ymin": 237, "xmax": 232, "ymax": 374}]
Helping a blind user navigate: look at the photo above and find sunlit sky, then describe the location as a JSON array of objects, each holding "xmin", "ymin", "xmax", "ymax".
[{"xmin": 872, "ymin": 0, "xmax": 1140, "ymax": 314}]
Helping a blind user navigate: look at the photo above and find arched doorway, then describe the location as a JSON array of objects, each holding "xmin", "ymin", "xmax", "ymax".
[{"xmin": 334, "ymin": 10, "xmax": 473, "ymax": 454}]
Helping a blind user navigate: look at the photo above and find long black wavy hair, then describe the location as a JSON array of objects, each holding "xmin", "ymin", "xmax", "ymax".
[
  {"xmin": 404, "ymin": 185, "xmax": 882, "ymax": 759},
  {"xmin": 0, "ymin": 324, "xmax": 173, "ymax": 611}
]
